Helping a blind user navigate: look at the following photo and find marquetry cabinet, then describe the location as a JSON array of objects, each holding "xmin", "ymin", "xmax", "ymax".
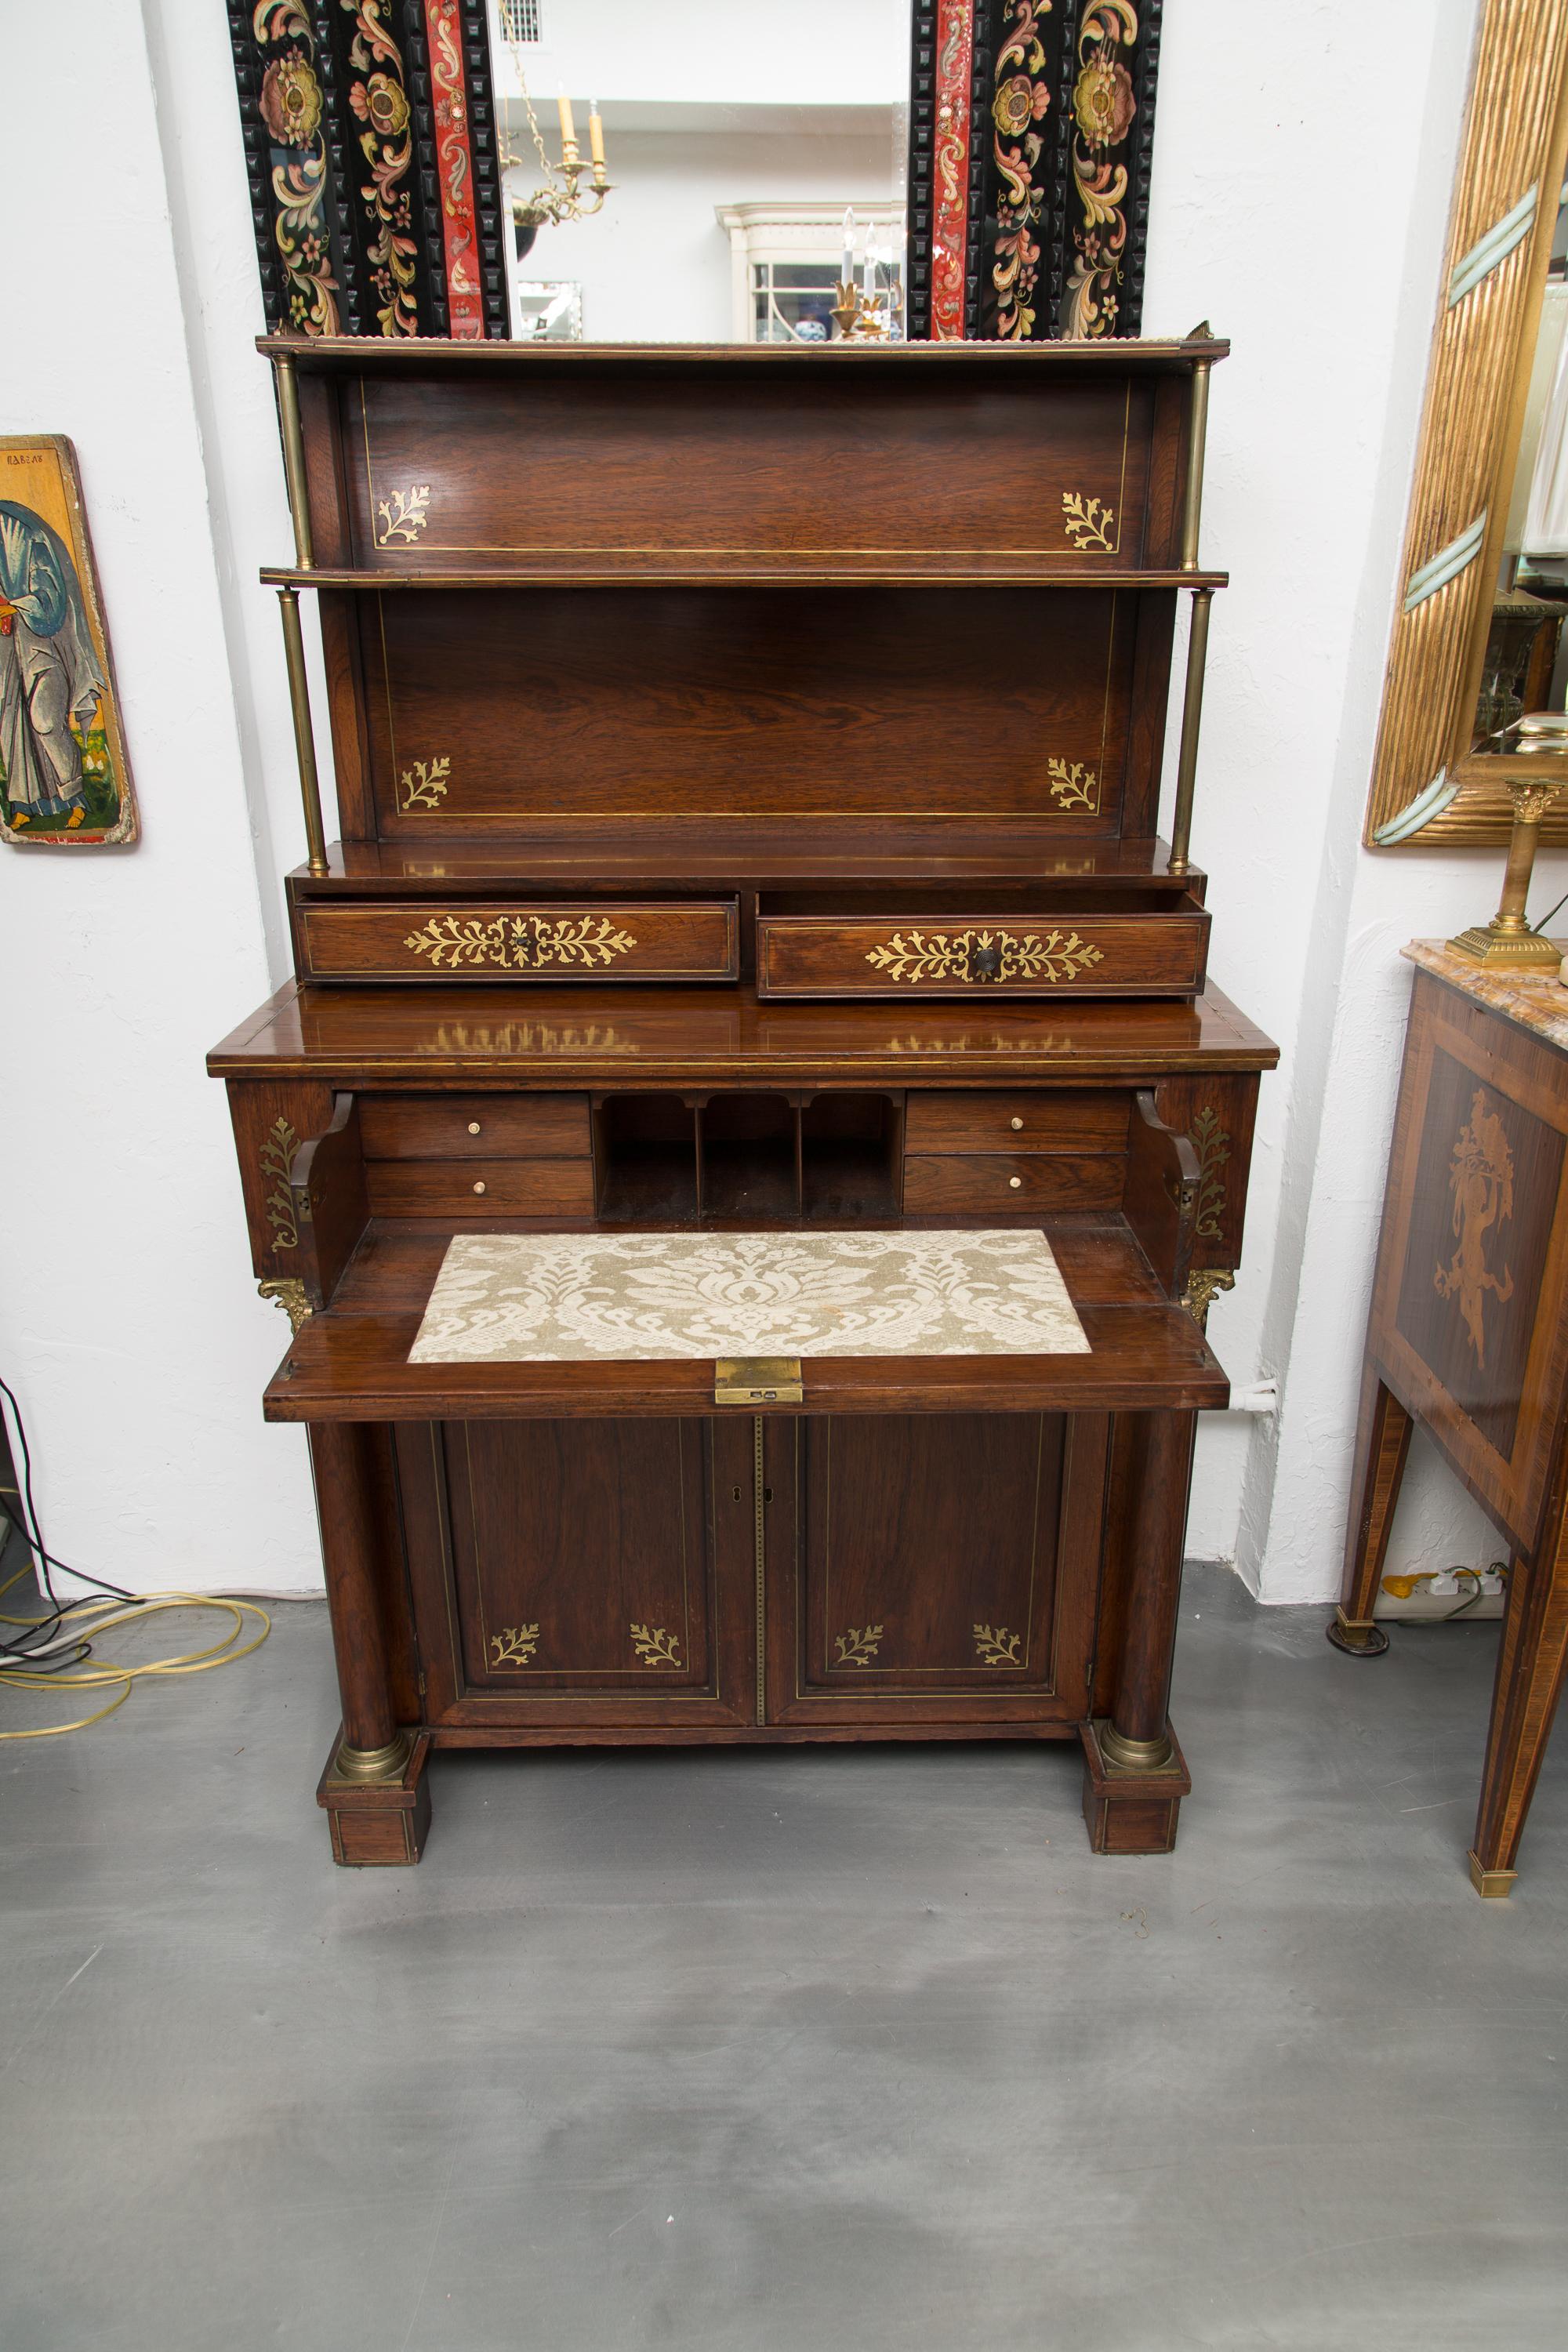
[
  {"xmin": 1335, "ymin": 943, "xmax": 1568, "ymax": 1895},
  {"xmin": 212, "ymin": 334, "xmax": 1275, "ymax": 1864}
]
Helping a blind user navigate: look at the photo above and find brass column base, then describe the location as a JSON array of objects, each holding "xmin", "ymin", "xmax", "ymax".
[
  {"xmin": 1326, "ymin": 1606, "xmax": 1390, "ymax": 1657},
  {"xmin": 1467, "ymin": 1849, "xmax": 1519, "ymax": 1900},
  {"xmin": 331, "ymin": 1730, "xmax": 415, "ymax": 1784},
  {"xmin": 1446, "ymin": 923, "xmax": 1563, "ymax": 972},
  {"xmin": 1098, "ymin": 1722, "xmax": 1174, "ymax": 1773}
]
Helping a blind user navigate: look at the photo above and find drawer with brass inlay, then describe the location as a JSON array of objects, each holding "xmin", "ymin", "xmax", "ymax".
[
  {"xmin": 905, "ymin": 1090, "xmax": 1131, "ymax": 1155},
  {"xmin": 360, "ymin": 1094, "xmax": 590, "ymax": 1160},
  {"xmin": 755, "ymin": 910, "xmax": 1208, "ymax": 1000},
  {"xmin": 298, "ymin": 899, "xmax": 739, "ymax": 983},
  {"xmin": 364, "ymin": 1160, "xmax": 596, "ymax": 1218},
  {"xmin": 903, "ymin": 1154, "xmax": 1125, "ymax": 1215}
]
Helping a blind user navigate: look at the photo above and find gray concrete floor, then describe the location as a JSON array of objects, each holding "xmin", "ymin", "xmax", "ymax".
[{"xmin": 2, "ymin": 1553, "xmax": 1565, "ymax": 2352}]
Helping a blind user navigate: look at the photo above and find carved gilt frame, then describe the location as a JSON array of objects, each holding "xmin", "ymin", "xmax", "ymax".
[{"xmin": 1366, "ymin": 1, "xmax": 1568, "ymax": 848}]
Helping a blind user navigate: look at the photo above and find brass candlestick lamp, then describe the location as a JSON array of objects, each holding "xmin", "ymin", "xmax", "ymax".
[
  {"xmin": 1448, "ymin": 712, "xmax": 1568, "ymax": 974},
  {"xmin": 831, "ymin": 207, "xmax": 895, "ymax": 340}
]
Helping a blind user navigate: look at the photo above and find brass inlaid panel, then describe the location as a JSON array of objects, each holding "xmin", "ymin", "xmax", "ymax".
[
  {"xmin": 756, "ymin": 911, "xmax": 1208, "ymax": 999},
  {"xmin": 299, "ymin": 899, "xmax": 739, "ymax": 983}
]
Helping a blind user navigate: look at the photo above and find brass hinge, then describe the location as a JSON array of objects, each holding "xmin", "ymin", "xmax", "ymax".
[{"xmin": 714, "ymin": 1356, "xmax": 803, "ymax": 1405}]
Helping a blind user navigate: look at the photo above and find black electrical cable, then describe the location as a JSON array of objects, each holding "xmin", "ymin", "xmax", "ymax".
[{"xmin": 0, "ymin": 1377, "xmax": 142, "ymax": 1666}]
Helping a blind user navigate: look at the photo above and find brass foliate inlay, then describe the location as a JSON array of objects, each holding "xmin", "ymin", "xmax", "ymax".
[
  {"xmin": 1436, "ymin": 1090, "xmax": 1515, "ymax": 1367},
  {"xmin": 403, "ymin": 913, "xmax": 639, "ymax": 974},
  {"xmin": 833, "ymin": 1624, "xmax": 884, "ymax": 1668},
  {"xmin": 259, "ymin": 1116, "xmax": 300, "ymax": 1250},
  {"xmin": 490, "ymin": 1624, "xmax": 540, "ymax": 1667},
  {"xmin": 974, "ymin": 1623, "xmax": 1022, "ymax": 1668},
  {"xmin": 375, "ymin": 485, "xmax": 430, "ymax": 546},
  {"xmin": 863, "ymin": 927, "xmax": 1104, "ymax": 987},
  {"xmin": 1060, "ymin": 491, "xmax": 1116, "ymax": 553},
  {"xmin": 399, "ymin": 756, "xmax": 451, "ymax": 812},
  {"xmin": 1046, "ymin": 757, "xmax": 1098, "ymax": 811},
  {"xmin": 1189, "ymin": 1107, "xmax": 1231, "ymax": 1241},
  {"xmin": 630, "ymin": 1623, "xmax": 682, "ymax": 1669}
]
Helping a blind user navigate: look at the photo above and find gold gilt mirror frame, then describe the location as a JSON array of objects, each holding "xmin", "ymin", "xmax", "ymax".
[{"xmin": 1367, "ymin": 1, "xmax": 1568, "ymax": 848}]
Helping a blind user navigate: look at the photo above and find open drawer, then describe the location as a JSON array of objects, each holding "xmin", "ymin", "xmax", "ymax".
[{"xmin": 754, "ymin": 886, "xmax": 1210, "ymax": 1000}]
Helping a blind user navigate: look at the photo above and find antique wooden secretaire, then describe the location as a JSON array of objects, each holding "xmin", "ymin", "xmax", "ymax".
[{"xmin": 208, "ymin": 333, "xmax": 1276, "ymax": 1863}]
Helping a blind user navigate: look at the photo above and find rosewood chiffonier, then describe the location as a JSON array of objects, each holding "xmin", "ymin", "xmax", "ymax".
[{"xmin": 209, "ymin": 334, "xmax": 1276, "ymax": 1864}]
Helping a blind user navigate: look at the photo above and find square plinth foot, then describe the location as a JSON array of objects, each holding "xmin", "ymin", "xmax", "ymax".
[
  {"xmin": 1079, "ymin": 1719, "xmax": 1192, "ymax": 1855},
  {"xmin": 1467, "ymin": 1849, "xmax": 1519, "ymax": 1900},
  {"xmin": 316, "ymin": 1727, "xmax": 431, "ymax": 1865}
]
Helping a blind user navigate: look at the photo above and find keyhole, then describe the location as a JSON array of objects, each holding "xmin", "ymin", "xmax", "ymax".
[{"xmin": 731, "ymin": 1486, "xmax": 742, "ymax": 1501}]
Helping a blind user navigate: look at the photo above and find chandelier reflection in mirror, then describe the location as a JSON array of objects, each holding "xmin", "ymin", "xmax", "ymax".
[{"xmin": 502, "ymin": 43, "xmax": 612, "ymax": 260}]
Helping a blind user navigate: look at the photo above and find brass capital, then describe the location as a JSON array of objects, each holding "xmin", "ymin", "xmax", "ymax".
[{"xmin": 332, "ymin": 1730, "xmax": 414, "ymax": 1784}]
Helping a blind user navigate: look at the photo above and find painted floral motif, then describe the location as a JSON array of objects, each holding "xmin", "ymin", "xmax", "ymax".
[
  {"xmin": 1065, "ymin": 2, "xmax": 1139, "ymax": 339},
  {"xmin": 990, "ymin": 1, "xmax": 1053, "ymax": 342},
  {"xmin": 260, "ymin": 54, "xmax": 324, "ymax": 145},
  {"xmin": 931, "ymin": 0, "xmax": 976, "ymax": 341},
  {"xmin": 343, "ymin": 0, "xmax": 419, "ymax": 336},
  {"xmin": 423, "ymin": 0, "xmax": 484, "ymax": 338},
  {"xmin": 252, "ymin": 3, "xmax": 340, "ymax": 334},
  {"xmin": 1435, "ymin": 1090, "xmax": 1515, "ymax": 1369}
]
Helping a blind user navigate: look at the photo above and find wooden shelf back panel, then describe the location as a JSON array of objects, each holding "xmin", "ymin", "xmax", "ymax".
[
  {"xmin": 336, "ymin": 368, "xmax": 1176, "ymax": 577},
  {"xmin": 354, "ymin": 589, "xmax": 1144, "ymax": 842}
]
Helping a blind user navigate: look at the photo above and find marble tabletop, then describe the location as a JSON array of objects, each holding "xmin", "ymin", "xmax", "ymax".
[{"xmin": 1404, "ymin": 938, "xmax": 1568, "ymax": 1051}]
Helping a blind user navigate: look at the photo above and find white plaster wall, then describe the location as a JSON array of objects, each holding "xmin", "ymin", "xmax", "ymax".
[{"xmin": 0, "ymin": 0, "xmax": 321, "ymax": 1592}]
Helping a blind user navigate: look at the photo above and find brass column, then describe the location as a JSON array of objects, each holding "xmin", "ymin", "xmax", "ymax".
[
  {"xmin": 1449, "ymin": 776, "xmax": 1564, "ymax": 971},
  {"xmin": 1167, "ymin": 588, "xmax": 1213, "ymax": 879},
  {"xmin": 278, "ymin": 588, "xmax": 329, "ymax": 879}
]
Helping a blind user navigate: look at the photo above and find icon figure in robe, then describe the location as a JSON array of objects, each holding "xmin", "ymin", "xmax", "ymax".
[{"xmin": 0, "ymin": 499, "xmax": 106, "ymax": 831}]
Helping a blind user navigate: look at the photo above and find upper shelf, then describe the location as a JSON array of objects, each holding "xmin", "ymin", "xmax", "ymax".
[
  {"xmin": 267, "ymin": 332, "xmax": 1226, "ymax": 590},
  {"xmin": 261, "ymin": 563, "xmax": 1229, "ymax": 592},
  {"xmin": 260, "ymin": 334, "xmax": 1231, "ymax": 380}
]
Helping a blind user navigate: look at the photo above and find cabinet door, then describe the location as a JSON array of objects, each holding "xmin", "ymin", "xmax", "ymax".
[
  {"xmin": 397, "ymin": 1417, "xmax": 756, "ymax": 1729},
  {"xmin": 762, "ymin": 1413, "xmax": 1102, "ymax": 1727}
]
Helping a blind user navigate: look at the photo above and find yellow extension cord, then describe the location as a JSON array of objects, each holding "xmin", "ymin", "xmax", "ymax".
[{"xmin": 0, "ymin": 1555, "xmax": 270, "ymax": 1740}]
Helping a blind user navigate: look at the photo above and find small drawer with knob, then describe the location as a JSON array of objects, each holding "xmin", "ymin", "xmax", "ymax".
[
  {"xmin": 363, "ymin": 1160, "xmax": 595, "ymax": 1217},
  {"xmin": 904, "ymin": 1090, "xmax": 1131, "ymax": 1156},
  {"xmin": 358, "ymin": 1094, "xmax": 590, "ymax": 1160},
  {"xmin": 902, "ymin": 1153, "xmax": 1125, "ymax": 1215},
  {"xmin": 754, "ymin": 910, "xmax": 1208, "ymax": 999}
]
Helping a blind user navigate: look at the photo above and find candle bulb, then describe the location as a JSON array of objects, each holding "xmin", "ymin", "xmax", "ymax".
[
  {"xmin": 587, "ymin": 100, "xmax": 605, "ymax": 168},
  {"xmin": 862, "ymin": 234, "xmax": 876, "ymax": 306},
  {"xmin": 557, "ymin": 89, "xmax": 577, "ymax": 153},
  {"xmin": 842, "ymin": 206, "xmax": 855, "ymax": 287}
]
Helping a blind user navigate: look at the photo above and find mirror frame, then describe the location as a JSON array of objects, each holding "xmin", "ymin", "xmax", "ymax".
[
  {"xmin": 1366, "ymin": 0, "xmax": 1568, "ymax": 848},
  {"xmin": 229, "ymin": 1, "xmax": 1162, "ymax": 350}
]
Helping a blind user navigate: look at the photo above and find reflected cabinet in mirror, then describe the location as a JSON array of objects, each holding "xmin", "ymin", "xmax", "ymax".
[
  {"xmin": 226, "ymin": 1, "xmax": 1162, "ymax": 346},
  {"xmin": 1367, "ymin": 1, "xmax": 1568, "ymax": 846}
]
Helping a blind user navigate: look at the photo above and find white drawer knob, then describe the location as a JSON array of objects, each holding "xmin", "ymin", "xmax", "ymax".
[
  {"xmin": 1008, "ymin": 1175, "xmax": 1022, "ymax": 1189},
  {"xmin": 472, "ymin": 1180, "xmax": 487, "ymax": 1196},
  {"xmin": 467, "ymin": 1120, "xmax": 481, "ymax": 1135},
  {"xmin": 1010, "ymin": 1116, "xmax": 1024, "ymax": 1131}
]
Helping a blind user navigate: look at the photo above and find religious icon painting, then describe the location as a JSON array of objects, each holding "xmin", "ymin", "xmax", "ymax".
[{"xmin": 0, "ymin": 437, "xmax": 138, "ymax": 847}]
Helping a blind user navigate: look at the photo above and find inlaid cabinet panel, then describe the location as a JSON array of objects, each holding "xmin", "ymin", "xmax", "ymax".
[
  {"xmin": 763, "ymin": 1413, "xmax": 1101, "ymax": 1727},
  {"xmin": 402, "ymin": 1417, "xmax": 755, "ymax": 1727}
]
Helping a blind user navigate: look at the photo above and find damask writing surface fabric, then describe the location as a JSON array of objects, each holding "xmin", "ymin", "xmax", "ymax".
[{"xmin": 409, "ymin": 1229, "xmax": 1091, "ymax": 1363}]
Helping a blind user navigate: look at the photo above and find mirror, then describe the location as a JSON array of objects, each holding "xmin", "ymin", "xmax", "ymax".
[
  {"xmin": 488, "ymin": 0, "xmax": 912, "ymax": 343},
  {"xmin": 1365, "ymin": 18, "xmax": 1568, "ymax": 846},
  {"xmin": 1475, "ymin": 187, "xmax": 1568, "ymax": 753}
]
